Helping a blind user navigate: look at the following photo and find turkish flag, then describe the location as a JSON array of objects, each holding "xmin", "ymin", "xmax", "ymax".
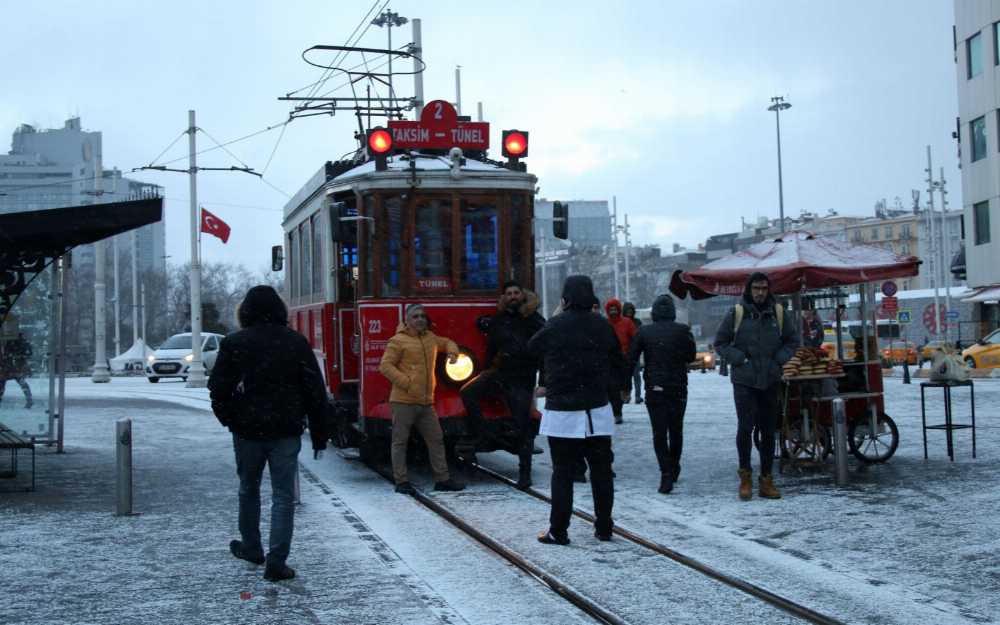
[{"xmin": 200, "ymin": 207, "xmax": 231, "ymax": 244}]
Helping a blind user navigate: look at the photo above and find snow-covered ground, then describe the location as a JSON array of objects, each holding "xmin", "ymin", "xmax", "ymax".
[{"xmin": 0, "ymin": 374, "xmax": 996, "ymax": 624}]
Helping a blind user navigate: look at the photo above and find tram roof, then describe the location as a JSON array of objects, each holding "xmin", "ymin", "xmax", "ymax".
[{"xmin": 283, "ymin": 153, "xmax": 536, "ymax": 222}]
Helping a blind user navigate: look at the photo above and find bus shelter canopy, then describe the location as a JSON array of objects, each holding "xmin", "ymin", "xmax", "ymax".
[
  {"xmin": 670, "ymin": 230, "xmax": 922, "ymax": 300},
  {"xmin": 0, "ymin": 197, "xmax": 163, "ymax": 324}
]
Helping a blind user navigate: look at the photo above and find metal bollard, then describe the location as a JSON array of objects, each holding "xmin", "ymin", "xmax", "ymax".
[
  {"xmin": 116, "ymin": 418, "xmax": 133, "ymax": 515},
  {"xmin": 294, "ymin": 467, "xmax": 301, "ymax": 505},
  {"xmin": 701, "ymin": 360, "xmax": 706, "ymax": 374},
  {"xmin": 719, "ymin": 357, "xmax": 728, "ymax": 377},
  {"xmin": 903, "ymin": 358, "xmax": 911, "ymax": 384},
  {"xmin": 832, "ymin": 398, "xmax": 849, "ymax": 486}
]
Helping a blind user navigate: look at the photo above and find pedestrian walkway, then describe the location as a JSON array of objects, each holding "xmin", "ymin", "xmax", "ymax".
[{"xmin": 0, "ymin": 393, "xmax": 463, "ymax": 625}]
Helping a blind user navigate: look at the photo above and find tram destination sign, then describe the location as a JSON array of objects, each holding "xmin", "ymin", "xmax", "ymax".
[{"xmin": 388, "ymin": 100, "xmax": 489, "ymax": 150}]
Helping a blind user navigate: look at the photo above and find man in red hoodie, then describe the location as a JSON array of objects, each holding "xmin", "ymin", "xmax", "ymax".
[{"xmin": 605, "ymin": 299, "xmax": 636, "ymax": 424}]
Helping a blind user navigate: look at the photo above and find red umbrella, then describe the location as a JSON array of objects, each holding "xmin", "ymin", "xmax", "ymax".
[{"xmin": 670, "ymin": 230, "xmax": 922, "ymax": 299}]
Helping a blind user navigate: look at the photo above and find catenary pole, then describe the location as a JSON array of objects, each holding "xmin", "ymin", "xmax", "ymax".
[
  {"xmin": 926, "ymin": 146, "xmax": 940, "ymax": 341},
  {"xmin": 186, "ymin": 111, "xmax": 207, "ymax": 387},
  {"xmin": 939, "ymin": 167, "xmax": 951, "ymax": 344},
  {"xmin": 612, "ymin": 197, "xmax": 619, "ymax": 302},
  {"xmin": 92, "ymin": 154, "xmax": 110, "ymax": 382},
  {"xmin": 112, "ymin": 168, "xmax": 121, "ymax": 357},
  {"xmin": 624, "ymin": 214, "xmax": 631, "ymax": 304}
]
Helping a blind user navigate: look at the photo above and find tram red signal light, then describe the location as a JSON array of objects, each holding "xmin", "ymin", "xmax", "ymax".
[
  {"xmin": 366, "ymin": 127, "xmax": 393, "ymax": 171},
  {"xmin": 502, "ymin": 130, "xmax": 528, "ymax": 159}
]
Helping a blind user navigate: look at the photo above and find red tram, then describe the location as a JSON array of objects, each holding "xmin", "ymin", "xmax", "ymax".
[{"xmin": 280, "ymin": 100, "xmax": 551, "ymax": 458}]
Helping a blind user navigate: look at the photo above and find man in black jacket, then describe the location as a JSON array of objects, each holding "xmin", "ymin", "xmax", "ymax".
[
  {"xmin": 625, "ymin": 294, "xmax": 696, "ymax": 494},
  {"xmin": 209, "ymin": 286, "xmax": 331, "ymax": 582},
  {"xmin": 714, "ymin": 272, "xmax": 798, "ymax": 501},
  {"xmin": 460, "ymin": 280, "xmax": 546, "ymax": 490},
  {"xmin": 528, "ymin": 275, "xmax": 628, "ymax": 545}
]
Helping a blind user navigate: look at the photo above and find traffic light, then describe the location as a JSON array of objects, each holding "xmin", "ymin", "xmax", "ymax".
[
  {"xmin": 553, "ymin": 201, "xmax": 569, "ymax": 239},
  {"xmin": 502, "ymin": 129, "xmax": 528, "ymax": 170},
  {"xmin": 366, "ymin": 127, "xmax": 393, "ymax": 171}
]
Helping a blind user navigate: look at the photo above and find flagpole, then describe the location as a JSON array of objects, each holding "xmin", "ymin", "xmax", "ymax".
[{"xmin": 186, "ymin": 110, "xmax": 207, "ymax": 387}]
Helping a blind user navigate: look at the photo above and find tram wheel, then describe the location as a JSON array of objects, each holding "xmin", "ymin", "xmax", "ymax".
[
  {"xmin": 780, "ymin": 417, "xmax": 831, "ymax": 461},
  {"xmin": 847, "ymin": 412, "xmax": 898, "ymax": 463}
]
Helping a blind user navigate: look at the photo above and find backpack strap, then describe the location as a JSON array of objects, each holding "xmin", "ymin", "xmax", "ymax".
[{"xmin": 735, "ymin": 303, "xmax": 783, "ymax": 337}]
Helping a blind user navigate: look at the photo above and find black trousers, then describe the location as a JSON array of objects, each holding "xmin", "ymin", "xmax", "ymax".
[
  {"xmin": 460, "ymin": 368, "xmax": 535, "ymax": 470},
  {"xmin": 732, "ymin": 383, "xmax": 780, "ymax": 475},
  {"xmin": 643, "ymin": 387, "xmax": 687, "ymax": 476},
  {"xmin": 548, "ymin": 435, "xmax": 614, "ymax": 539},
  {"xmin": 609, "ymin": 388, "xmax": 624, "ymax": 417}
]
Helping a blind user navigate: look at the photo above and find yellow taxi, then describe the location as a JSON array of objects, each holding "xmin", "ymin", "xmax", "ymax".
[
  {"xmin": 880, "ymin": 340, "xmax": 921, "ymax": 366},
  {"xmin": 691, "ymin": 343, "xmax": 716, "ymax": 370},
  {"xmin": 821, "ymin": 331, "xmax": 856, "ymax": 360},
  {"xmin": 962, "ymin": 328, "xmax": 1000, "ymax": 369},
  {"xmin": 920, "ymin": 340, "xmax": 954, "ymax": 361}
]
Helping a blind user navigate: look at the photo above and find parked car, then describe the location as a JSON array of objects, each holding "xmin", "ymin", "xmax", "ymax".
[
  {"xmin": 962, "ymin": 328, "xmax": 1000, "ymax": 369},
  {"xmin": 920, "ymin": 340, "xmax": 954, "ymax": 361},
  {"xmin": 690, "ymin": 343, "xmax": 716, "ymax": 370},
  {"xmin": 880, "ymin": 340, "xmax": 921, "ymax": 366},
  {"xmin": 146, "ymin": 332, "xmax": 225, "ymax": 382},
  {"xmin": 821, "ymin": 331, "xmax": 856, "ymax": 360}
]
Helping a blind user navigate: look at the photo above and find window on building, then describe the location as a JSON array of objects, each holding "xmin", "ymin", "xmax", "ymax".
[
  {"xmin": 902, "ymin": 242, "xmax": 909, "ymax": 254},
  {"xmin": 871, "ymin": 228, "xmax": 879, "ymax": 240},
  {"xmin": 885, "ymin": 226, "xmax": 893, "ymax": 238},
  {"xmin": 995, "ymin": 22, "xmax": 1000, "ymax": 65},
  {"xmin": 903, "ymin": 279, "xmax": 911, "ymax": 290},
  {"xmin": 902, "ymin": 224, "xmax": 911, "ymax": 238},
  {"xmin": 853, "ymin": 230, "xmax": 862, "ymax": 242},
  {"xmin": 974, "ymin": 200, "xmax": 991, "ymax": 245},
  {"xmin": 886, "ymin": 243, "xmax": 894, "ymax": 253},
  {"xmin": 972, "ymin": 116, "xmax": 987, "ymax": 162},
  {"xmin": 968, "ymin": 32, "xmax": 983, "ymax": 78}
]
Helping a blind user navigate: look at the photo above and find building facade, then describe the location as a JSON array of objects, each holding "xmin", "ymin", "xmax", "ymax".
[
  {"xmin": 953, "ymin": 1, "xmax": 1000, "ymax": 332},
  {"xmin": 0, "ymin": 118, "xmax": 166, "ymax": 274}
]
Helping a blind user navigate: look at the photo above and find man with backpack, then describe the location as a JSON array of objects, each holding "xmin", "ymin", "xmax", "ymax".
[{"xmin": 714, "ymin": 272, "xmax": 799, "ymax": 501}]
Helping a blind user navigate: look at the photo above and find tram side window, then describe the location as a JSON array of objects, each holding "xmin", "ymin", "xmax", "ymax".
[
  {"xmin": 381, "ymin": 196, "xmax": 404, "ymax": 297},
  {"xmin": 300, "ymin": 219, "xmax": 312, "ymax": 298},
  {"xmin": 339, "ymin": 202, "xmax": 359, "ymax": 302},
  {"xmin": 289, "ymin": 229, "xmax": 298, "ymax": 300},
  {"xmin": 362, "ymin": 196, "xmax": 374, "ymax": 297},
  {"xmin": 509, "ymin": 194, "xmax": 527, "ymax": 284},
  {"xmin": 415, "ymin": 200, "xmax": 453, "ymax": 292},
  {"xmin": 312, "ymin": 213, "xmax": 322, "ymax": 296},
  {"xmin": 460, "ymin": 200, "xmax": 498, "ymax": 291}
]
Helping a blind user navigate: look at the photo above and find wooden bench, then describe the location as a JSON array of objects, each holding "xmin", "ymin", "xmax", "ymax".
[{"xmin": 0, "ymin": 424, "xmax": 35, "ymax": 492}]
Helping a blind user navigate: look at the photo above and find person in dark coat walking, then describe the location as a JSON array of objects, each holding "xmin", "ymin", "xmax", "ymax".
[
  {"xmin": 625, "ymin": 294, "xmax": 696, "ymax": 494},
  {"xmin": 622, "ymin": 302, "xmax": 644, "ymax": 404},
  {"xmin": 528, "ymin": 275, "xmax": 628, "ymax": 545},
  {"xmin": 460, "ymin": 280, "xmax": 546, "ymax": 490},
  {"xmin": 0, "ymin": 333, "xmax": 33, "ymax": 409},
  {"xmin": 209, "ymin": 285, "xmax": 331, "ymax": 582},
  {"xmin": 714, "ymin": 272, "xmax": 798, "ymax": 501}
]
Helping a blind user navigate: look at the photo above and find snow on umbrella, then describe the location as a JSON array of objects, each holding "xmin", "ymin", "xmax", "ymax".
[{"xmin": 670, "ymin": 230, "xmax": 922, "ymax": 299}]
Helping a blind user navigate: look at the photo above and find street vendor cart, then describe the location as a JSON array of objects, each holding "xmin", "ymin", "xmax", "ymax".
[{"xmin": 670, "ymin": 230, "xmax": 922, "ymax": 470}]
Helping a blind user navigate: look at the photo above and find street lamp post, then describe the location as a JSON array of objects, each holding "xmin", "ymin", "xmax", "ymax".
[
  {"xmin": 372, "ymin": 9, "xmax": 408, "ymax": 108},
  {"xmin": 768, "ymin": 96, "xmax": 792, "ymax": 233}
]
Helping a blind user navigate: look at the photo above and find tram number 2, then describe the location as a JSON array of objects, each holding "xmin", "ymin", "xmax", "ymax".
[{"xmin": 367, "ymin": 319, "xmax": 382, "ymax": 334}]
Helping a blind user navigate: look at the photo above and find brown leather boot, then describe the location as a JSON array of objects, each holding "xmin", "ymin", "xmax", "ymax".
[
  {"xmin": 738, "ymin": 469, "xmax": 753, "ymax": 500},
  {"xmin": 758, "ymin": 474, "xmax": 782, "ymax": 499}
]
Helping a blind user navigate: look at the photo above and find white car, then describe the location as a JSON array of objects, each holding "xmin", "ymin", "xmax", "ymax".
[{"xmin": 146, "ymin": 333, "xmax": 225, "ymax": 383}]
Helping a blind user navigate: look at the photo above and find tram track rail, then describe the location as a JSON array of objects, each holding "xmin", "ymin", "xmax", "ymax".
[
  {"xmin": 361, "ymin": 458, "xmax": 626, "ymax": 625},
  {"xmin": 469, "ymin": 461, "xmax": 844, "ymax": 625}
]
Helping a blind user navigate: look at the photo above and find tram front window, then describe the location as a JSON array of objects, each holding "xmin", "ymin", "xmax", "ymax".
[
  {"xmin": 382, "ymin": 196, "xmax": 404, "ymax": 296},
  {"xmin": 415, "ymin": 200, "xmax": 453, "ymax": 292},
  {"xmin": 460, "ymin": 200, "xmax": 498, "ymax": 291}
]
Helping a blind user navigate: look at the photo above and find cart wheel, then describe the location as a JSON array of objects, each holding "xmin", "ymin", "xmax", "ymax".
[
  {"xmin": 848, "ymin": 412, "xmax": 898, "ymax": 463},
  {"xmin": 780, "ymin": 417, "xmax": 831, "ymax": 461}
]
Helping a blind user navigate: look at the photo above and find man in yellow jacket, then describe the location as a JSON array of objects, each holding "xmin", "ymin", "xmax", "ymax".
[{"xmin": 380, "ymin": 303, "xmax": 467, "ymax": 494}]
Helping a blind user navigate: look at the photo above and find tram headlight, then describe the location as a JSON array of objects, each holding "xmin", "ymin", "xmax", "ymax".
[
  {"xmin": 446, "ymin": 354, "xmax": 475, "ymax": 382},
  {"xmin": 436, "ymin": 346, "xmax": 480, "ymax": 389}
]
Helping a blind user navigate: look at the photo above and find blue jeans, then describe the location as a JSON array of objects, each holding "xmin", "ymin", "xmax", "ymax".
[{"xmin": 233, "ymin": 434, "xmax": 301, "ymax": 565}]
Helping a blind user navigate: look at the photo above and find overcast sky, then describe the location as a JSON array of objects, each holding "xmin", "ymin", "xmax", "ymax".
[{"xmin": 1, "ymin": 0, "xmax": 960, "ymax": 270}]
